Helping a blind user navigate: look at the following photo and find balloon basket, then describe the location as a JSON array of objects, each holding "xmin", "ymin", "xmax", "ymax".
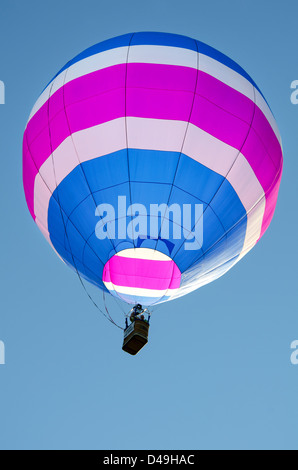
[{"xmin": 122, "ymin": 319, "xmax": 150, "ymax": 355}]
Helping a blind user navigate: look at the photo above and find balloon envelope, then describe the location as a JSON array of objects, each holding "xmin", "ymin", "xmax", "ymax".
[{"xmin": 23, "ymin": 32, "xmax": 283, "ymax": 306}]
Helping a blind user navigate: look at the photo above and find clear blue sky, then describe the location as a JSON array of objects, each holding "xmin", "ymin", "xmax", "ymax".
[{"xmin": 0, "ymin": 0, "xmax": 297, "ymax": 450}]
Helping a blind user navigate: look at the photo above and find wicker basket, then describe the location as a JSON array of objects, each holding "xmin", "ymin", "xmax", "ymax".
[{"xmin": 122, "ymin": 319, "xmax": 150, "ymax": 355}]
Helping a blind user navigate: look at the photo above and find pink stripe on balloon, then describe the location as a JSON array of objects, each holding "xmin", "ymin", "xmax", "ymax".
[
  {"xmin": 65, "ymin": 63, "xmax": 127, "ymax": 105},
  {"xmin": 23, "ymin": 137, "xmax": 36, "ymax": 219},
  {"xmin": 67, "ymin": 87, "xmax": 126, "ymax": 134},
  {"xmin": 259, "ymin": 168, "xmax": 283, "ymax": 238},
  {"xmin": 241, "ymin": 127, "xmax": 279, "ymax": 193},
  {"xmin": 24, "ymin": 62, "xmax": 282, "ymax": 222},
  {"xmin": 197, "ymin": 71, "xmax": 254, "ymax": 123},
  {"xmin": 103, "ymin": 255, "xmax": 181, "ymax": 290},
  {"xmin": 252, "ymin": 105, "xmax": 282, "ymax": 170}
]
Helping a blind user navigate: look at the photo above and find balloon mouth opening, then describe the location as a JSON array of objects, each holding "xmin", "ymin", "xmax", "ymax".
[{"xmin": 102, "ymin": 248, "xmax": 181, "ymax": 306}]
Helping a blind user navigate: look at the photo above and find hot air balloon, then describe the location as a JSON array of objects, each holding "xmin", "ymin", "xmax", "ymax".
[{"xmin": 23, "ymin": 32, "xmax": 283, "ymax": 354}]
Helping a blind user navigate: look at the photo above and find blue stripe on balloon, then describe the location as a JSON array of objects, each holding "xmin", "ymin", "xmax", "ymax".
[
  {"xmin": 43, "ymin": 32, "xmax": 264, "ymax": 99},
  {"xmin": 48, "ymin": 148, "xmax": 247, "ymax": 292}
]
